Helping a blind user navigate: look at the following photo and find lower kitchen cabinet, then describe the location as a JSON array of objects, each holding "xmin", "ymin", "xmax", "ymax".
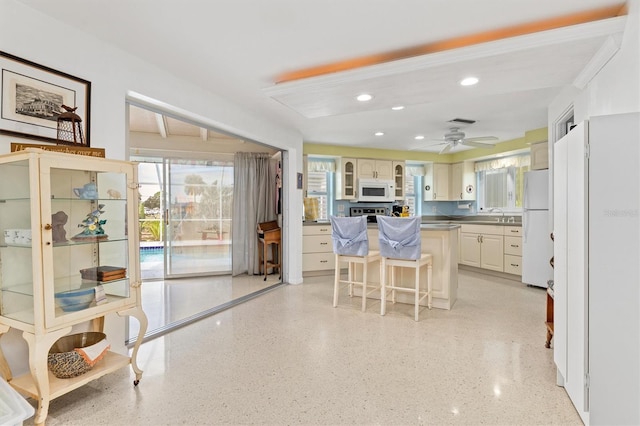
[
  {"xmin": 459, "ymin": 224, "xmax": 504, "ymax": 272},
  {"xmin": 302, "ymin": 224, "xmax": 335, "ymax": 274},
  {"xmin": 503, "ymin": 226, "xmax": 522, "ymax": 275}
]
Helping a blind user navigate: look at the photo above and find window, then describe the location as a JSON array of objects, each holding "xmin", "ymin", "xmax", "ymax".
[
  {"xmin": 476, "ymin": 155, "xmax": 530, "ymax": 212},
  {"xmin": 306, "ymin": 158, "xmax": 335, "ymax": 221},
  {"xmin": 404, "ymin": 164, "xmax": 425, "ymax": 216}
]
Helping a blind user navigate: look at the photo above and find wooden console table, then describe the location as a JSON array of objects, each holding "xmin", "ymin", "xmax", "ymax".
[{"xmin": 257, "ymin": 220, "xmax": 281, "ymax": 281}]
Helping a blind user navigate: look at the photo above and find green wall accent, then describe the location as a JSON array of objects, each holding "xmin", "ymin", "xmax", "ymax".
[{"xmin": 303, "ymin": 127, "xmax": 547, "ymax": 164}]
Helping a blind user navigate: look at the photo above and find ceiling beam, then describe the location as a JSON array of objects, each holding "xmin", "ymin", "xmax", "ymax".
[
  {"xmin": 275, "ymin": 3, "xmax": 627, "ymax": 83},
  {"xmin": 154, "ymin": 113, "xmax": 167, "ymax": 138}
]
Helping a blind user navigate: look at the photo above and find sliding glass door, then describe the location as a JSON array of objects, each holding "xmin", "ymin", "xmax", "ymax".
[{"xmin": 136, "ymin": 157, "xmax": 233, "ymax": 279}]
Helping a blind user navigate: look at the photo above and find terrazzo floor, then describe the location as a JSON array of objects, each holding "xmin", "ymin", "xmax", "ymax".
[{"xmin": 25, "ymin": 269, "xmax": 581, "ymax": 425}]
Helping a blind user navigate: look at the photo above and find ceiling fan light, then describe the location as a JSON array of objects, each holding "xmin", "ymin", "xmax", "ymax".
[
  {"xmin": 356, "ymin": 93, "xmax": 373, "ymax": 102},
  {"xmin": 375, "ymin": 131, "xmax": 384, "ymax": 136},
  {"xmin": 460, "ymin": 77, "xmax": 479, "ymax": 86},
  {"xmin": 415, "ymin": 135, "xmax": 424, "ymax": 140}
]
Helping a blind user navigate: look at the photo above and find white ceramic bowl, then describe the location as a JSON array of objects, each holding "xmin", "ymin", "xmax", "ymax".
[{"xmin": 54, "ymin": 287, "xmax": 95, "ymax": 312}]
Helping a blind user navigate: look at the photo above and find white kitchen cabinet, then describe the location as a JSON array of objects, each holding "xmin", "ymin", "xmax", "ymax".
[
  {"xmin": 423, "ymin": 163, "xmax": 433, "ymax": 200},
  {"xmin": 357, "ymin": 159, "xmax": 392, "ymax": 180},
  {"xmin": 530, "ymin": 141, "xmax": 549, "ymax": 170},
  {"xmin": 459, "ymin": 224, "xmax": 504, "ymax": 272},
  {"xmin": 503, "ymin": 228, "xmax": 522, "ymax": 275},
  {"xmin": 459, "ymin": 232, "xmax": 481, "ymax": 267},
  {"xmin": 0, "ymin": 148, "xmax": 146, "ymax": 425},
  {"xmin": 450, "ymin": 162, "xmax": 476, "ymax": 201},
  {"xmin": 302, "ymin": 224, "xmax": 334, "ymax": 274},
  {"xmin": 336, "ymin": 157, "xmax": 356, "ymax": 200},
  {"xmin": 392, "ymin": 161, "xmax": 405, "ymax": 200},
  {"xmin": 431, "ymin": 163, "xmax": 450, "ymax": 201}
]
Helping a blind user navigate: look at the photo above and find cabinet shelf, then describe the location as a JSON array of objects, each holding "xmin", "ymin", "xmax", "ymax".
[{"xmin": 9, "ymin": 351, "xmax": 131, "ymax": 400}]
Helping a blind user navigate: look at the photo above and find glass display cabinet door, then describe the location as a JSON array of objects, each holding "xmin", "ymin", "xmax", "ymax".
[
  {"xmin": 39, "ymin": 157, "xmax": 137, "ymax": 329},
  {"xmin": 0, "ymin": 157, "xmax": 38, "ymax": 328}
]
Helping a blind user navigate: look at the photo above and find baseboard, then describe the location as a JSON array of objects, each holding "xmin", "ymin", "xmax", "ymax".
[{"xmin": 458, "ymin": 264, "xmax": 522, "ymax": 282}]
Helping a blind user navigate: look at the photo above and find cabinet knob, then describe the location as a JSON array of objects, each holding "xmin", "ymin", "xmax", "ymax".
[{"xmin": 44, "ymin": 224, "xmax": 52, "ymax": 230}]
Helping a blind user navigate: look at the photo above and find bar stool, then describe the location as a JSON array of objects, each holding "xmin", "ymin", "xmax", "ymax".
[
  {"xmin": 377, "ymin": 215, "xmax": 432, "ymax": 321},
  {"xmin": 330, "ymin": 216, "xmax": 380, "ymax": 312}
]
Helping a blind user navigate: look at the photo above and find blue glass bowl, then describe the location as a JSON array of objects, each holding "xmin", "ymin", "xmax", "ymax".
[{"xmin": 54, "ymin": 287, "xmax": 95, "ymax": 312}]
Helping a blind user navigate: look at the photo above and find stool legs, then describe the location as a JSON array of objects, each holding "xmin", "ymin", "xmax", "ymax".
[
  {"xmin": 333, "ymin": 254, "xmax": 340, "ymax": 307},
  {"xmin": 361, "ymin": 260, "xmax": 368, "ymax": 312},
  {"xmin": 380, "ymin": 256, "xmax": 432, "ymax": 321}
]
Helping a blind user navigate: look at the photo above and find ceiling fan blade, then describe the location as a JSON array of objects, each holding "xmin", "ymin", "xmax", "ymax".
[
  {"xmin": 462, "ymin": 140, "xmax": 495, "ymax": 148},
  {"xmin": 439, "ymin": 144, "xmax": 453, "ymax": 154},
  {"xmin": 408, "ymin": 141, "xmax": 447, "ymax": 151},
  {"xmin": 464, "ymin": 136, "xmax": 498, "ymax": 142}
]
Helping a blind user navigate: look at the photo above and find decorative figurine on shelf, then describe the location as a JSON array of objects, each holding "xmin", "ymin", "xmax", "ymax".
[
  {"xmin": 73, "ymin": 182, "xmax": 99, "ymax": 199},
  {"xmin": 106, "ymin": 188, "xmax": 121, "ymax": 199},
  {"xmin": 51, "ymin": 211, "xmax": 68, "ymax": 244},
  {"xmin": 71, "ymin": 204, "xmax": 108, "ymax": 241}
]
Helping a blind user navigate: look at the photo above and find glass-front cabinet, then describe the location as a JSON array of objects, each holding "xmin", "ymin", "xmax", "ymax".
[{"xmin": 0, "ymin": 148, "xmax": 147, "ymax": 425}]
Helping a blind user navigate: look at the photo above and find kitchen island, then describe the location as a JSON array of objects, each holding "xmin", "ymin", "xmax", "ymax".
[
  {"xmin": 366, "ymin": 223, "xmax": 460, "ymax": 310},
  {"xmin": 303, "ymin": 220, "xmax": 460, "ymax": 310}
]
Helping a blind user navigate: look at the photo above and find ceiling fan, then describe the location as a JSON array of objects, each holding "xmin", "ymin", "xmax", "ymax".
[{"xmin": 429, "ymin": 127, "xmax": 498, "ymax": 154}]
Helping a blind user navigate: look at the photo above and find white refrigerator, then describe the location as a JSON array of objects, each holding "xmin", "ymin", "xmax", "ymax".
[{"xmin": 522, "ymin": 169, "xmax": 553, "ymax": 288}]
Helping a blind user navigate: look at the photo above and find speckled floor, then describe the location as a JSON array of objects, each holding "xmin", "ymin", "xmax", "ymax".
[{"xmin": 26, "ymin": 269, "xmax": 581, "ymax": 425}]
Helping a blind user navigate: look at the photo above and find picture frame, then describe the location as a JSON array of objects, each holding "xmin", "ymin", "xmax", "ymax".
[
  {"xmin": 0, "ymin": 51, "xmax": 91, "ymax": 146},
  {"xmin": 297, "ymin": 172, "xmax": 304, "ymax": 189}
]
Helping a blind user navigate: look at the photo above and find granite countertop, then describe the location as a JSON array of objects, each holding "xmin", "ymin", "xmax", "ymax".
[{"xmin": 303, "ymin": 216, "xmax": 522, "ymax": 227}]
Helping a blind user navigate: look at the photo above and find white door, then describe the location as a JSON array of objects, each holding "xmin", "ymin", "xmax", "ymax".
[
  {"xmin": 565, "ymin": 122, "xmax": 589, "ymax": 418},
  {"xmin": 553, "ymin": 131, "xmax": 568, "ymax": 384}
]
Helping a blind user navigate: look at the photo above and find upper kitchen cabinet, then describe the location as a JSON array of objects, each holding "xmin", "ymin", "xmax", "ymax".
[
  {"xmin": 451, "ymin": 162, "xmax": 476, "ymax": 201},
  {"xmin": 357, "ymin": 159, "xmax": 392, "ymax": 180},
  {"xmin": 393, "ymin": 161, "xmax": 405, "ymax": 200},
  {"xmin": 336, "ymin": 157, "xmax": 356, "ymax": 200},
  {"xmin": 530, "ymin": 141, "xmax": 549, "ymax": 170},
  {"xmin": 431, "ymin": 163, "xmax": 451, "ymax": 201},
  {"xmin": 423, "ymin": 163, "xmax": 433, "ymax": 201}
]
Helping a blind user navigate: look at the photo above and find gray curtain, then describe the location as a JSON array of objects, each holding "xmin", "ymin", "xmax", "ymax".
[{"xmin": 232, "ymin": 152, "xmax": 277, "ymax": 276}]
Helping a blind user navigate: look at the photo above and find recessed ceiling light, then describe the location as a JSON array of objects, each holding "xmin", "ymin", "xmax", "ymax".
[
  {"xmin": 460, "ymin": 77, "xmax": 479, "ymax": 86},
  {"xmin": 375, "ymin": 131, "xmax": 384, "ymax": 136},
  {"xmin": 356, "ymin": 93, "xmax": 373, "ymax": 102},
  {"xmin": 391, "ymin": 105, "xmax": 405, "ymax": 111},
  {"xmin": 415, "ymin": 135, "xmax": 425, "ymax": 140}
]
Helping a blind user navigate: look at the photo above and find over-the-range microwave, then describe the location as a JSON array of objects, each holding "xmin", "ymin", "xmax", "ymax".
[{"xmin": 357, "ymin": 178, "xmax": 395, "ymax": 202}]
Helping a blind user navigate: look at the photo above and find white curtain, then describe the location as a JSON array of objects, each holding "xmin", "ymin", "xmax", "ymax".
[
  {"xmin": 474, "ymin": 154, "xmax": 530, "ymax": 172},
  {"xmin": 232, "ymin": 152, "xmax": 278, "ymax": 276}
]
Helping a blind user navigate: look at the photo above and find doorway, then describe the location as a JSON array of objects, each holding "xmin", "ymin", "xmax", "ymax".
[{"xmin": 127, "ymin": 102, "xmax": 284, "ymax": 343}]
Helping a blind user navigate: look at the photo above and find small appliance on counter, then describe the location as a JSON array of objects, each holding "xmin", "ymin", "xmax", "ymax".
[
  {"xmin": 350, "ymin": 206, "xmax": 387, "ymax": 223},
  {"xmin": 391, "ymin": 205, "xmax": 410, "ymax": 217}
]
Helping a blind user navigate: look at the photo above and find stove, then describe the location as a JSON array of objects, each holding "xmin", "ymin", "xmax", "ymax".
[{"xmin": 350, "ymin": 207, "xmax": 388, "ymax": 223}]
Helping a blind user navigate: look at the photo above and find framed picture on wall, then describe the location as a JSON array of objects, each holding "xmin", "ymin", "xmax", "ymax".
[{"xmin": 0, "ymin": 51, "xmax": 91, "ymax": 145}]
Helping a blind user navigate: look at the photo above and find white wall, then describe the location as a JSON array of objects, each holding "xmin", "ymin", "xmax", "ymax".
[{"xmin": 0, "ymin": 0, "xmax": 304, "ymax": 376}]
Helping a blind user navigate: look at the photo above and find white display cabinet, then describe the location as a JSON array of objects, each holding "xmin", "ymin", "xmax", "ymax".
[{"xmin": 0, "ymin": 148, "xmax": 147, "ymax": 425}]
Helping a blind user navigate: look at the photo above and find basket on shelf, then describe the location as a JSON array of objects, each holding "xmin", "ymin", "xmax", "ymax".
[{"xmin": 47, "ymin": 332, "xmax": 108, "ymax": 379}]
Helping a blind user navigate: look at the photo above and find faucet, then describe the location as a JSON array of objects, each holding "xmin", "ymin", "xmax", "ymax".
[{"xmin": 489, "ymin": 208, "xmax": 505, "ymax": 222}]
